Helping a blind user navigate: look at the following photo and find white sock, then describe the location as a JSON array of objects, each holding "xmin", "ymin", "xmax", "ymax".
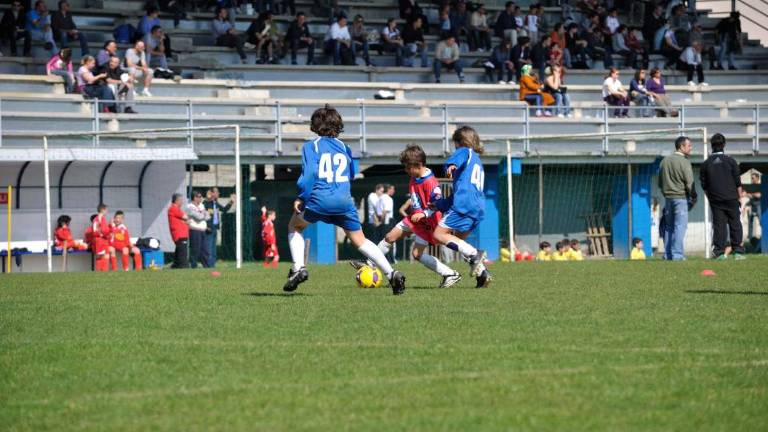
[
  {"xmin": 288, "ymin": 231, "xmax": 305, "ymax": 271},
  {"xmin": 448, "ymin": 239, "xmax": 478, "ymax": 259},
  {"xmin": 358, "ymin": 239, "xmax": 394, "ymax": 278},
  {"xmin": 377, "ymin": 239, "xmax": 392, "ymax": 256},
  {"xmin": 419, "ymin": 253, "xmax": 455, "ymax": 277}
]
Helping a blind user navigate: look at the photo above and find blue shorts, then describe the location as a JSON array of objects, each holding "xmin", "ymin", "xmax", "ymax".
[
  {"xmin": 302, "ymin": 206, "xmax": 362, "ymax": 231},
  {"xmin": 438, "ymin": 209, "xmax": 480, "ymax": 233}
]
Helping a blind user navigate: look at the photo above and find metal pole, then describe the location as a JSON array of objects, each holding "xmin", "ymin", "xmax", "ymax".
[
  {"xmin": 505, "ymin": 139, "xmax": 515, "ymax": 254},
  {"xmin": 523, "ymin": 107, "xmax": 530, "ymax": 154},
  {"xmin": 276, "ymin": 101, "xmax": 283, "ymax": 154},
  {"xmin": 359, "ymin": 101, "xmax": 367, "ymax": 155},
  {"xmin": 186, "ymin": 100, "xmax": 193, "ymax": 149},
  {"xmin": 538, "ymin": 153, "xmax": 543, "ymax": 244},
  {"xmin": 627, "ymin": 157, "xmax": 633, "ymax": 257},
  {"xmin": 442, "ymin": 104, "xmax": 449, "ymax": 154},
  {"xmin": 702, "ymin": 131, "xmax": 711, "ymax": 258},
  {"xmin": 43, "ymin": 136, "xmax": 52, "ymax": 273},
  {"xmin": 93, "ymin": 99, "xmax": 100, "ymax": 147},
  {"xmin": 603, "ymin": 104, "xmax": 609, "ymax": 154},
  {"xmin": 755, "ymin": 104, "xmax": 760, "ymax": 155},
  {"xmin": 235, "ymin": 125, "xmax": 242, "ymax": 269},
  {"xmin": 6, "ymin": 185, "xmax": 10, "ymax": 273},
  {"xmin": 679, "ymin": 104, "xmax": 685, "ymax": 136}
]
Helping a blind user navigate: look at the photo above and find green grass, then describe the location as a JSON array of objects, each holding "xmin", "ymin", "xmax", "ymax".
[{"xmin": 1, "ymin": 258, "xmax": 767, "ymax": 431}]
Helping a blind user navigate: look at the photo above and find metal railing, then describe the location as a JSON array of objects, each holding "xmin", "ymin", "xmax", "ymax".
[{"xmin": 0, "ymin": 96, "xmax": 765, "ymax": 156}]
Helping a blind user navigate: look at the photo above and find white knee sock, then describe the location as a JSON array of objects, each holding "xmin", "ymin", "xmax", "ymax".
[
  {"xmin": 447, "ymin": 239, "xmax": 478, "ymax": 260},
  {"xmin": 419, "ymin": 253, "xmax": 455, "ymax": 277},
  {"xmin": 288, "ymin": 232, "xmax": 305, "ymax": 271},
  {"xmin": 377, "ymin": 239, "xmax": 392, "ymax": 256},
  {"xmin": 359, "ymin": 239, "xmax": 394, "ymax": 278}
]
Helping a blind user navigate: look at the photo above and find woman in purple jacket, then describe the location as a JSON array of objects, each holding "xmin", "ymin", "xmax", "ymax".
[{"xmin": 645, "ymin": 67, "xmax": 677, "ymax": 117}]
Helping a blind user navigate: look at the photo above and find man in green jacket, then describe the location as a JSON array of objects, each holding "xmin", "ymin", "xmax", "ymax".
[{"xmin": 659, "ymin": 136, "xmax": 696, "ymax": 260}]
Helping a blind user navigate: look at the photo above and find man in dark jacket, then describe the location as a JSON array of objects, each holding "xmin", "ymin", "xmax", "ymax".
[
  {"xmin": 0, "ymin": 1, "xmax": 31, "ymax": 56},
  {"xmin": 484, "ymin": 38, "xmax": 513, "ymax": 83},
  {"xmin": 286, "ymin": 12, "xmax": 315, "ymax": 65},
  {"xmin": 510, "ymin": 36, "xmax": 531, "ymax": 82},
  {"xmin": 700, "ymin": 133, "xmax": 745, "ymax": 259},
  {"xmin": 204, "ymin": 187, "xmax": 235, "ymax": 268},
  {"xmin": 494, "ymin": 1, "xmax": 517, "ymax": 44},
  {"xmin": 51, "ymin": 0, "xmax": 89, "ymax": 56},
  {"xmin": 529, "ymin": 33, "xmax": 551, "ymax": 78}
]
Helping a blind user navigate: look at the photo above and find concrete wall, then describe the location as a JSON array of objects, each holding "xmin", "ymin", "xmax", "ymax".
[{"xmin": 0, "ymin": 161, "xmax": 186, "ymax": 252}]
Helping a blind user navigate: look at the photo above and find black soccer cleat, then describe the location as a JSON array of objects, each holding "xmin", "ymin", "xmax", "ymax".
[
  {"xmin": 389, "ymin": 271, "xmax": 406, "ymax": 295},
  {"xmin": 468, "ymin": 250, "xmax": 487, "ymax": 277},
  {"xmin": 439, "ymin": 272, "xmax": 462, "ymax": 289},
  {"xmin": 475, "ymin": 269, "xmax": 492, "ymax": 288},
  {"xmin": 283, "ymin": 267, "xmax": 309, "ymax": 292}
]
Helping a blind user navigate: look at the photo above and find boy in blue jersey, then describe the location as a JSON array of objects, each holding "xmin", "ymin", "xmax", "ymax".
[
  {"xmin": 284, "ymin": 105, "xmax": 407, "ymax": 295},
  {"xmin": 431, "ymin": 126, "xmax": 492, "ymax": 288}
]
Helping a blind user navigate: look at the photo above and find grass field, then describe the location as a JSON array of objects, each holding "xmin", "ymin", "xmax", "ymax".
[{"xmin": 1, "ymin": 258, "xmax": 767, "ymax": 431}]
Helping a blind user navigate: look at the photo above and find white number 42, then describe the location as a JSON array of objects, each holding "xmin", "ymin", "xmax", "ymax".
[{"xmin": 318, "ymin": 153, "xmax": 349, "ymax": 183}]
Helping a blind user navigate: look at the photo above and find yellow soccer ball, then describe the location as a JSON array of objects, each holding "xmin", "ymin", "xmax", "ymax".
[{"xmin": 355, "ymin": 265, "xmax": 383, "ymax": 289}]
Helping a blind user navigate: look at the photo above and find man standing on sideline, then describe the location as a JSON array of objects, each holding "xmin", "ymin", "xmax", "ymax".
[
  {"xmin": 700, "ymin": 133, "xmax": 745, "ymax": 260},
  {"xmin": 168, "ymin": 193, "xmax": 189, "ymax": 268},
  {"xmin": 204, "ymin": 187, "xmax": 235, "ymax": 267},
  {"xmin": 187, "ymin": 191, "xmax": 211, "ymax": 269},
  {"xmin": 659, "ymin": 136, "xmax": 696, "ymax": 261},
  {"xmin": 367, "ymin": 184, "xmax": 384, "ymax": 239},
  {"xmin": 376, "ymin": 184, "xmax": 396, "ymax": 262}
]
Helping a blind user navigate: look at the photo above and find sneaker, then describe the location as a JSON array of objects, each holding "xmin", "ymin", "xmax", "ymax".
[
  {"xmin": 700, "ymin": 82, "xmax": 709, "ymax": 87},
  {"xmin": 475, "ymin": 269, "xmax": 492, "ymax": 288},
  {"xmin": 468, "ymin": 250, "xmax": 487, "ymax": 277},
  {"xmin": 244, "ymin": 42, "xmax": 256, "ymax": 50},
  {"xmin": 123, "ymin": 107, "xmax": 137, "ymax": 114},
  {"xmin": 283, "ymin": 267, "xmax": 309, "ymax": 292},
  {"xmin": 714, "ymin": 254, "xmax": 728, "ymax": 261},
  {"xmin": 543, "ymin": 111, "xmax": 553, "ymax": 117},
  {"xmin": 557, "ymin": 113, "xmax": 565, "ymax": 118},
  {"xmin": 349, "ymin": 260, "xmax": 370, "ymax": 270},
  {"xmin": 141, "ymin": 88, "xmax": 153, "ymax": 97},
  {"xmin": 566, "ymin": 113, "xmax": 574, "ymax": 118},
  {"xmin": 389, "ymin": 270, "xmax": 406, "ymax": 295},
  {"xmin": 435, "ymin": 79, "xmax": 441, "ymax": 83},
  {"xmin": 241, "ymin": 58, "xmax": 248, "ymax": 64},
  {"xmin": 506, "ymin": 80, "xmax": 515, "ymax": 85},
  {"xmin": 728, "ymin": 65, "xmax": 737, "ymax": 70},
  {"xmin": 688, "ymin": 81, "xmax": 696, "ymax": 87},
  {"xmin": 535, "ymin": 109, "xmax": 543, "ymax": 117},
  {"xmin": 439, "ymin": 272, "xmax": 462, "ymax": 288},
  {"xmin": 733, "ymin": 253, "xmax": 746, "ymax": 261},
  {"xmin": 498, "ymin": 80, "xmax": 507, "ymax": 85}
]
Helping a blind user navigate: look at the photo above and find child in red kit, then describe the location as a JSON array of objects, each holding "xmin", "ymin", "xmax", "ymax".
[
  {"xmin": 54, "ymin": 215, "xmax": 88, "ymax": 252},
  {"xmin": 261, "ymin": 206, "xmax": 279, "ymax": 268},
  {"xmin": 110, "ymin": 210, "xmax": 143, "ymax": 271},
  {"xmin": 85, "ymin": 213, "xmax": 110, "ymax": 271}
]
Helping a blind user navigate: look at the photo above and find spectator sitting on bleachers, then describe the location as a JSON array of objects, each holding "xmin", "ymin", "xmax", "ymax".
[
  {"xmin": 439, "ymin": 5, "xmax": 451, "ymax": 35},
  {"xmin": 469, "ymin": 5, "xmax": 491, "ymax": 52},
  {"xmin": 449, "ymin": 1, "xmax": 470, "ymax": 48},
  {"xmin": 484, "ymin": 38, "xmax": 514, "ymax": 84},
  {"xmin": 145, "ymin": 25, "xmax": 169, "ymax": 70},
  {"xmin": 678, "ymin": 41, "xmax": 707, "ymax": 87},
  {"xmin": 530, "ymin": 33, "xmax": 551, "ymax": 79},
  {"xmin": 212, "ymin": 6, "xmax": 248, "ymax": 64},
  {"xmin": 629, "ymin": 69, "xmax": 654, "ymax": 118},
  {"xmin": 577, "ymin": 0, "xmax": 603, "ymax": 17},
  {"xmin": 564, "ymin": 23, "xmax": 589, "ymax": 69},
  {"xmin": 626, "ymin": 26, "xmax": 649, "ymax": 70},
  {"xmin": 325, "ymin": 15, "xmax": 354, "ymax": 66},
  {"xmin": 689, "ymin": 23, "xmax": 716, "ymax": 70},
  {"xmin": 46, "ymin": 47, "xmax": 74, "ymax": 94},
  {"xmin": 670, "ymin": 4, "xmax": 691, "ymax": 40},
  {"xmin": 714, "ymin": 11, "xmax": 741, "ymax": 70},
  {"xmin": 157, "ymin": 0, "xmax": 188, "ymax": 28},
  {"xmin": 349, "ymin": 15, "xmax": 372, "ymax": 66},
  {"xmin": 51, "ymin": 1, "xmax": 88, "ymax": 57},
  {"xmin": 494, "ymin": 1, "xmax": 520, "ymax": 47},
  {"xmin": 124, "ymin": 40, "xmax": 154, "ymax": 97},
  {"xmin": 76, "ymin": 55, "xmax": 116, "ymax": 113},
  {"xmin": 544, "ymin": 65, "xmax": 570, "ymax": 118},
  {"xmin": 96, "ymin": 40, "xmax": 117, "ymax": 70},
  {"xmin": 643, "ymin": 3, "xmax": 664, "ymax": 44},
  {"xmin": 604, "ymin": 7, "xmax": 620, "ymax": 35},
  {"xmin": 581, "ymin": 12, "xmax": 611, "ymax": 69},
  {"xmin": 380, "ymin": 18, "xmax": 406, "ymax": 67},
  {"xmin": 137, "ymin": 6, "xmax": 161, "ymax": 39},
  {"xmin": 518, "ymin": 64, "xmax": 554, "ymax": 117},
  {"xmin": 105, "ymin": 56, "xmax": 137, "ymax": 114},
  {"xmin": 657, "ymin": 19, "xmax": 683, "ymax": 68},
  {"xmin": 646, "ymin": 67, "xmax": 677, "ymax": 117},
  {"xmin": 286, "ymin": 12, "xmax": 315, "ymax": 65},
  {"xmin": 433, "ymin": 34, "xmax": 465, "ymax": 84},
  {"xmin": 524, "ymin": 4, "xmax": 540, "ymax": 44},
  {"xmin": 550, "ymin": 22, "xmax": 565, "ymax": 53},
  {"xmin": 612, "ymin": 25, "xmax": 635, "ymax": 68},
  {"xmin": 399, "ymin": 0, "xmax": 428, "ymax": 35},
  {"xmin": 246, "ymin": 12, "xmax": 277, "ymax": 64},
  {"xmin": 26, "ymin": 0, "xmax": 56, "ymax": 55},
  {"xmin": 511, "ymin": 35, "xmax": 531, "ymax": 82},
  {"xmin": 602, "ymin": 67, "xmax": 629, "ymax": 118},
  {"xmin": 1, "ymin": 1, "xmax": 31, "ymax": 57},
  {"xmin": 402, "ymin": 17, "xmax": 427, "ymax": 68}
]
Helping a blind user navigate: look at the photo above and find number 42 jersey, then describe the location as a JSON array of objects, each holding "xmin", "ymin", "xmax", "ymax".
[{"xmin": 297, "ymin": 136, "xmax": 356, "ymax": 215}]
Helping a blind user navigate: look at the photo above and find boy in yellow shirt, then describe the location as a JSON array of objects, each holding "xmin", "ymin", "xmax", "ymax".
[
  {"xmin": 630, "ymin": 237, "xmax": 646, "ymax": 260},
  {"xmin": 552, "ymin": 241, "xmax": 569, "ymax": 261},
  {"xmin": 568, "ymin": 239, "xmax": 584, "ymax": 261},
  {"xmin": 536, "ymin": 241, "xmax": 552, "ymax": 261}
]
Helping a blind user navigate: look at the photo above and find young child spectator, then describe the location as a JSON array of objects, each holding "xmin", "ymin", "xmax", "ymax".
[
  {"xmin": 551, "ymin": 241, "xmax": 568, "ymax": 261},
  {"xmin": 568, "ymin": 239, "xmax": 583, "ymax": 260},
  {"xmin": 519, "ymin": 64, "xmax": 554, "ymax": 117},
  {"xmin": 525, "ymin": 4, "xmax": 539, "ymax": 44},
  {"xmin": 286, "ymin": 12, "xmax": 315, "ymax": 65},
  {"xmin": 54, "ymin": 215, "xmax": 88, "ymax": 251},
  {"xmin": 212, "ymin": 7, "xmax": 248, "ymax": 64},
  {"xmin": 536, "ymin": 241, "xmax": 552, "ymax": 261},
  {"xmin": 602, "ymin": 67, "xmax": 629, "ymax": 118},
  {"xmin": 630, "ymin": 237, "xmax": 646, "ymax": 260},
  {"xmin": 604, "ymin": 8, "xmax": 620, "ymax": 35},
  {"xmin": 431, "ymin": 126, "xmax": 492, "ymax": 287},
  {"xmin": 433, "ymin": 34, "xmax": 465, "ymax": 84},
  {"xmin": 46, "ymin": 48, "xmax": 74, "ymax": 94},
  {"xmin": 380, "ymin": 18, "xmax": 406, "ymax": 67},
  {"xmin": 124, "ymin": 40, "xmax": 154, "ymax": 96},
  {"xmin": 110, "ymin": 210, "xmax": 142, "ymax": 271},
  {"xmin": 51, "ymin": 0, "xmax": 88, "ymax": 57},
  {"xmin": 85, "ymin": 214, "xmax": 110, "ymax": 271},
  {"xmin": 261, "ymin": 206, "xmax": 279, "ymax": 268},
  {"xmin": 283, "ymin": 105, "xmax": 406, "ymax": 294}
]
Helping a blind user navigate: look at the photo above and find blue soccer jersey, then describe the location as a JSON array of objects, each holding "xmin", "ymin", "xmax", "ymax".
[
  {"xmin": 444, "ymin": 147, "xmax": 485, "ymax": 220},
  {"xmin": 297, "ymin": 136, "xmax": 356, "ymax": 215}
]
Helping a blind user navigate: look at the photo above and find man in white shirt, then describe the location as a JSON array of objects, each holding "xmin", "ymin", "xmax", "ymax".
[
  {"xmin": 678, "ymin": 41, "xmax": 707, "ymax": 87},
  {"xmin": 324, "ymin": 15, "xmax": 353, "ymax": 65},
  {"xmin": 375, "ymin": 184, "xmax": 396, "ymax": 262},
  {"xmin": 367, "ymin": 183, "xmax": 384, "ymax": 234}
]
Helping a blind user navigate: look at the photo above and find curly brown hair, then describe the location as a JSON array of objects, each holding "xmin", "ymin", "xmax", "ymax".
[
  {"xmin": 398, "ymin": 144, "xmax": 427, "ymax": 167},
  {"xmin": 310, "ymin": 104, "xmax": 344, "ymax": 138},
  {"xmin": 452, "ymin": 125, "xmax": 484, "ymax": 154}
]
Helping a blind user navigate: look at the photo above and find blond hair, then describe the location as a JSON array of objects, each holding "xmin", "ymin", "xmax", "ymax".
[{"xmin": 452, "ymin": 126, "xmax": 484, "ymax": 154}]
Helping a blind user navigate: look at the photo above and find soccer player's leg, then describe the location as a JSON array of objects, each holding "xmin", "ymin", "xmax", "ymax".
[
  {"xmin": 410, "ymin": 231, "xmax": 460, "ymax": 288},
  {"xmin": 120, "ymin": 246, "xmax": 131, "ymax": 271},
  {"xmin": 130, "ymin": 246, "xmax": 142, "ymax": 270},
  {"xmin": 284, "ymin": 210, "xmax": 311, "ymax": 292},
  {"xmin": 352, "ymin": 220, "xmax": 408, "ymax": 270},
  {"xmin": 434, "ymin": 211, "xmax": 485, "ymax": 275},
  {"xmin": 454, "ymin": 229, "xmax": 491, "ymax": 288},
  {"xmin": 108, "ymin": 246, "xmax": 118, "ymax": 271}
]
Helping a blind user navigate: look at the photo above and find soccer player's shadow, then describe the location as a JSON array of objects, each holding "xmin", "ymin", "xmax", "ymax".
[
  {"xmin": 243, "ymin": 292, "xmax": 312, "ymax": 297},
  {"xmin": 685, "ymin": 290, "xmax": 768, "ymax": 296}
]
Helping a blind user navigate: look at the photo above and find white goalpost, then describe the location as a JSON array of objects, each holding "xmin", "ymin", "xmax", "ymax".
[
  {"xmin": 40, "ymin": 125, "xmax": 243, "ymax": 273},
  {"xmin": 499, "ymin": 127, "xmax": 710, "ymax": 259}
]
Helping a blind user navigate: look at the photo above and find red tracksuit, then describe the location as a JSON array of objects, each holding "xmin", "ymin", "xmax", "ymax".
[{"xmin": 261, "ymin": 209, "xmax": 278, "ymax": 267}]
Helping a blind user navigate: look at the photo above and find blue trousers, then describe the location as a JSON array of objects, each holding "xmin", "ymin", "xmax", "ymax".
[
  {"xmin": 663, "ymin": 198, "xmax": 688, "ymax": 261},
  {"xmin": 206, "ymin": 229, "xmax": 218, "ymax": 267}
]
